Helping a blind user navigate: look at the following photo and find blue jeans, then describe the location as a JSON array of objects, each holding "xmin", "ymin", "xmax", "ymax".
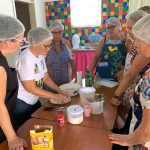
[{"xmin": 14, "ymin": 99, "xmax": 41, "ymax": 126}]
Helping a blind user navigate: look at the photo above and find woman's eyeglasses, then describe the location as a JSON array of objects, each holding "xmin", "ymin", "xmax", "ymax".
[
  {"xmin": 43, "ymin": 43, "xmax": 53, "ymax": 50},
  {"xmin": 51, "ymin": 31, "xmax": 63, "ymax": 34},
  {"xmin": 11, "ymin": 38, "xmax": 25, "ymax": 46},
  {"xmin": 107, "ymin": 25, "xmax": 116, "ymax": 30}
]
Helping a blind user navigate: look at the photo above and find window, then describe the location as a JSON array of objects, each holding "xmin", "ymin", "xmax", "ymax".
[{"xmin": 70, "ymin": 0, "xmax": 102, "ymax": 28}]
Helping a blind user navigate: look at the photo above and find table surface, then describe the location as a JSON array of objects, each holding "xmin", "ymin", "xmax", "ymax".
[
  {"xmin": 0, "ymin": 118, "xmax": 112, "ymax": 150},
  {"xmin": 0, "ymin": 86, "xmax": 118, "ymax": 150}
]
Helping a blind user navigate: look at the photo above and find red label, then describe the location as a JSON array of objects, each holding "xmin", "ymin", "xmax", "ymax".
[{"xmin": 57, "ymin": 114, "xmax": 64, "ymax": 126}]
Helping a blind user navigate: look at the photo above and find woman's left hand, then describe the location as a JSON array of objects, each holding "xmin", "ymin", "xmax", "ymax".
[
  {"xmin": 59, "ymin": 90, "xmax": 68, "ymax": 97},
  {"xmin": 108, "ymin": 133, "xmax": 131, "ymax": 146}
]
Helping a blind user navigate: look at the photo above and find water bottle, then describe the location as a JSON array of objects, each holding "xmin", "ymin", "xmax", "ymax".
[{"xmin": 85, "ymin": 67, "xmax": 93, "ymax": 87}]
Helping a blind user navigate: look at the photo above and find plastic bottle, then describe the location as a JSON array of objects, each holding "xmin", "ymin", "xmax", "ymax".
[{"xmin": 85, "ymin": 67, "xmax": 93, "ymax": 87}]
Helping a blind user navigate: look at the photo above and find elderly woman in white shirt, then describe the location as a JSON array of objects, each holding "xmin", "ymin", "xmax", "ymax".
[
  {"xmin": 14, "ymin": 27, "xmax": 67, "ymax": 125},
  {"xmin": 108, "ymin": 14, "xmax": 150, "ymax": 150}
]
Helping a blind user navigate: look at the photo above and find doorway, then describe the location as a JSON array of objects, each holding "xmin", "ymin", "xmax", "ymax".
[
  {"xmin": 15, "ymin": 1, "xmax": 32, "ymax": 36},
  {"xmin": 14, "ymin": 0, "xmax": 36, "ymax": 36}
]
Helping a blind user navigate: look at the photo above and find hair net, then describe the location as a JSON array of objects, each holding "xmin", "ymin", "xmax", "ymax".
[
  {"xmin": 106, "ymin": 17, "xmax": 122, "ymax": 30},
  {"xmin": 138, "ymin": 6, "xmax": 150, "ymax": 14},
  {"xmin": 50, "ymin": 20, "xmax": 64, "ymax": 32},
  {"xmin": 0, "ymin": 14, "xmax": 25, "ymax": 41},
  {"xmin": 132, "ymin": 14, "xmax": 150, "ymax": 44},
  {"xmin": 27, "ymin": 27, "xmax": 53, "ymax": 46},
  {"xmin": 126, "ymin": 10, "xmax": 148, "ymax": 24}
]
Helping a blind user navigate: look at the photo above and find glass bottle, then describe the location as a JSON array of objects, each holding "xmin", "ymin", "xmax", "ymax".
[
  {"xmin": 93, "ymin": 72, "xmax": 101, "ymax": 97},
  {"xmin": 85, "ymin": 67, "xmax": 93, "ymax": 87}
]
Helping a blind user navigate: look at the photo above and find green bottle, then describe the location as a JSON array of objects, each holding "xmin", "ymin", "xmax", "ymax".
[{"xmin": 85, "ymin": 67, "xmax": 93, "ymax": 87}]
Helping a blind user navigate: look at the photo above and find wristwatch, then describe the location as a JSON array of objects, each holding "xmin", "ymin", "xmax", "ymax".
[{"xmin": 112, "ymin": 93, "xmax": 121, "ymax": 99}]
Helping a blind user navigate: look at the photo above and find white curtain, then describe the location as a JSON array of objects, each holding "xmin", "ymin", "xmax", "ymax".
[{"xmin": 129, "ymin": 0, "xmax": 150, "ymax": 13}]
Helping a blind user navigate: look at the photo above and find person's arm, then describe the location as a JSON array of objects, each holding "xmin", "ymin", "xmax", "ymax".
[
  {"xmin": 90, "ymin": 36, "xmax": 105, "ymax": 74},
  {"xmin": 22, "ymin": 78, "xmax": 67, "ymax": 102},
  {"xmin": 64, "ymin": 38, "xmax": 76, "ymax": 77},
  {"xmin": 0, "ymin": 67, "xmax": 27, "ymax": 150},
  {"xmin": 109, "ymin": 77, "xmax": 150, "ymax": 146},
  {"xmin": 125, "ymin": 37, "xmax": 133, "ymax": 52},
  {"xmin": 108, "ymin": 106, "xmax": 150, "ymax": 146},
  {"xmin": 43, "ymin": 72, "xmax": 67, "ymax": 96},
  {"xmin": 111, "ymin": 53, "xmax": 150, "ymax": 105},
  {"xmin": 69, "ymin": 59, "xmax": 76, "ymax": 76}
]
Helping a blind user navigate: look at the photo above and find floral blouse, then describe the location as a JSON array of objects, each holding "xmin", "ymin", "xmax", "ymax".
[{"xmin": 129, "ymin": 68, "xmax": 150, "ymax": 150}]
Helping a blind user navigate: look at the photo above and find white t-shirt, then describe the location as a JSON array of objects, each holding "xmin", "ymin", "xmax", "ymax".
[{"xmin": 14, "ymin": 48, "xmax": 47, "ymax": 105}]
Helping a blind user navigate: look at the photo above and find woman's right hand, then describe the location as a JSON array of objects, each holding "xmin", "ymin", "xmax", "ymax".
[
  {"xmin": 55, "ymin": 94, "xmax": 68, "ymax": 103},
  {"xmin": 111, "ymin": 97, "xmax": 121, "ymax": 106},
  {"xmin": 8, "ymin": 136, "xmax": 28, "ymax": 150}
]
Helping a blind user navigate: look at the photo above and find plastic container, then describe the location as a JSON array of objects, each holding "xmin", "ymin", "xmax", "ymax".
[
  {"xmin": 79, "ymin": 87, "xmax": 96, "ymax": 105},
  {"xmin": 72, "ymin": 34, "xmax": 80, "ymax": 49},
  {"xmin": 59, "ymin": 83, "xmax": 81, "ymax": 97},
  {"xmin": 90, "ymin": 101, "xmax": 104, "ymax": 115},
  {"xmin": 83, "ymin": 104, "xmax": 91, "ymax": 117},
  {"xmin": 67, "ymin": 105, "xmax": 83, "ymax": 124}
]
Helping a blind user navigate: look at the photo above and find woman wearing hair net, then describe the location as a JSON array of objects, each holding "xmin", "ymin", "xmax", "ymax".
[
  {"xmin": 91, "ymin": 17, "xmax": 128, "ymax": 80},
  {"xmin": 45, "ymin": 20, "xmax": 76, "ymax": 86},
  {"xmin": 109, "ymin": 14, "xmax": 150, "ymax": 150},
  {"xmin": 0, "ymin": 15, "xmax": 27, "ymax": 149},
  {"xmin": 14, "ymin": 27, "xmax": 67, "ymax": 125},
  {"xmin": 111, "ymin": 10, "xmax": 150, "ymax": 117}
]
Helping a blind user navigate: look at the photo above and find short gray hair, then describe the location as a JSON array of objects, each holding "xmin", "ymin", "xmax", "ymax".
[
  {"xmin": 0, "ymin": 14, "xmax": 25, "ymax": 41},
  {"xmin": 126, "ymin": 10, "xmax": 148, "ymax": 24},
  {"xmin": 50, "ymin": 20, "xmax": 64, "ymax": 32},
  {"xmin": 27, "ymin": 27, "xmax": 53, "ymax": 46},
  {"xmin": 132, "ymin": 14, "xmax": 150, "ymax": 44},
  {"xmin": 106, "ymin": 17, "xmax": 122, "ymax": 30}
]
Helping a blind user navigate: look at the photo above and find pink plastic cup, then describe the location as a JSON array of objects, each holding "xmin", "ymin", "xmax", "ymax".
[{"xmin": 83, "ymin": 104, "xmax": 91, "ymax": 117}]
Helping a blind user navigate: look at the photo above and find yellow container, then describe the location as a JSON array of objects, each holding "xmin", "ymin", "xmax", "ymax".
[{"xmin": 30, "ymin": 125, "xmax": 54, "ymax": 150}]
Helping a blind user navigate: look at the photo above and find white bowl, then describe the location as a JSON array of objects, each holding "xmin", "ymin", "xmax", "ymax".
[
  {"xmin": 67, "ymin": 105, "xmax": 83, "ymax": 124},
  {"xmin": 59, "ymin": 83, "xmax": 81, "ymax": 96},
  {"xmin": 49, "ymin": 96, "xmax": 71, "ymax": 105}
]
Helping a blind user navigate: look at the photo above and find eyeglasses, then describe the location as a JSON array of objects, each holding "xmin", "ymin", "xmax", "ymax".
[
  {"xmin": 11, "ymin": 38, "xmax": 25, "ymax": 46},
  {"xmin": 107, "ymin": 25, "xmax": 116, "ymax": 30},
  {"xmin": 51, "ymin": 31, "xmax": 63, "ymax": 34},
  {"xmin": 43, "ymin": 42, "xmax": 53, "ymax": 50}
]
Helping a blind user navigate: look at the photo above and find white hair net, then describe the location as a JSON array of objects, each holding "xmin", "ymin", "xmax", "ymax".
[
  {"xmin": 0, "ymin": 14, "xmax": 25, "ymax": 41},
  {"xmin": 27, "ymin": 27, "xmax": 53, "ymax": 46},
  {"xmin": 106, "ymin": 17, "xmax": 122, "ymax": 30},
  {"xmin": 132, "ymin": 14, "xmax": 150, "ymax": 44},
  {"xmin": 50, "ymin": 20, "xmax": 64, "ymax": 32},
  {"xmin": 126, "ymin": 10, "xmax": 148, "ymax": 24}
]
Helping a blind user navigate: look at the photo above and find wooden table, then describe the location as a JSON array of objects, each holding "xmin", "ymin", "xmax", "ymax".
[
  {"xmin": 0, "ymin": 86, "xmax": 117, "ymax": 150},
  {"xmin": 32, "ymin": 86, "xmax": 118, "ymax": 130},
  {"xmin": 0, "ymin": 118, "xmax": 112, "ymax": 150}
]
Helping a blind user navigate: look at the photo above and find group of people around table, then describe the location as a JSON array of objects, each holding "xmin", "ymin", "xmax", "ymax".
[{"xmin": 1, "ymin": 5, "xmax": 150, "ymax": 150}]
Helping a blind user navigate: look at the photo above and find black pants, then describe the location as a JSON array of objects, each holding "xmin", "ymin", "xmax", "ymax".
[
  {"xmin": 112, "ymin": 107, "xmax": 133, "ymax": 150},
  {"xmin": 14, "ymin": 99, "xmax": 41, "ymax": 126}
]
